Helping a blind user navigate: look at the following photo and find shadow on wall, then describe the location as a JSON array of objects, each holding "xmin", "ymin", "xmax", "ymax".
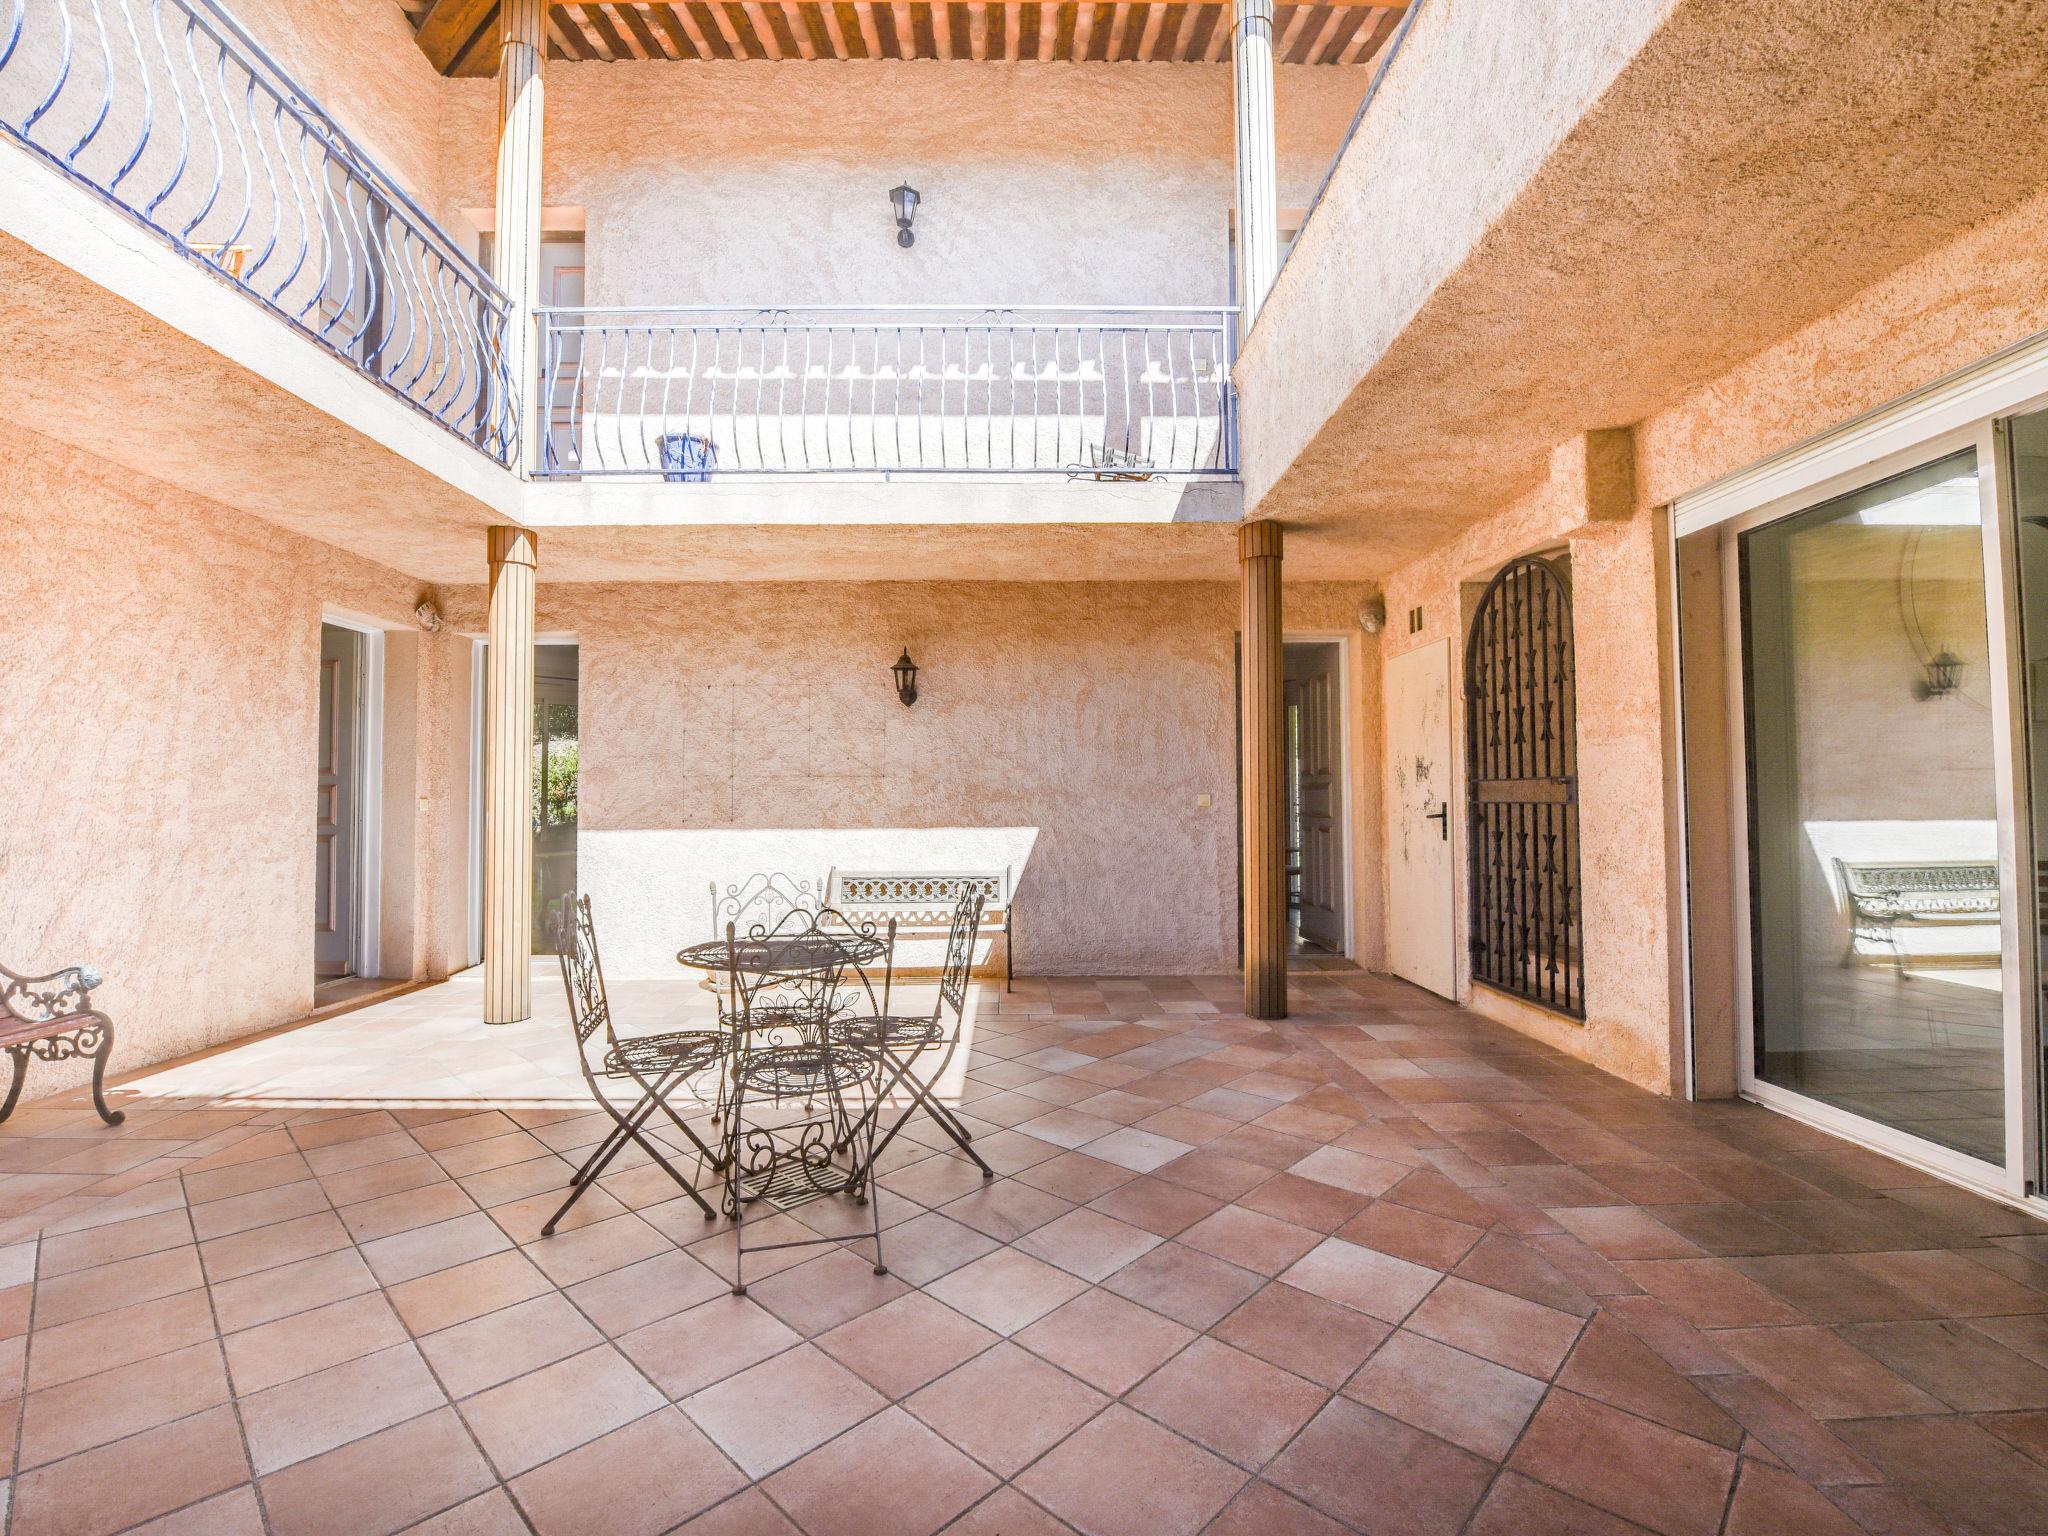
[{"xmin": 578, "ymin": 827, "xmax": 1038, "ymax": 978}]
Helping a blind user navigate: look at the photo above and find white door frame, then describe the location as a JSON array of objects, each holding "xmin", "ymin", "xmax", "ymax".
[
  {"xmin": 465, "ymin": 633, "xmax": 578, "ymax": 973},
  {"xmin": 1285, "ymin": 631, "xmax": 1357, "ymax": 959},
  {"xmin": 320, "ymin": 610, "xmax": 386, "ymax": 982},
  {"xmin": 1706, "ymin": 416, "xmax": 2041, "ymax": 1208},
  {"xmin": 466, "ymin": 636, "xmax": 485, "ymax": 970}
]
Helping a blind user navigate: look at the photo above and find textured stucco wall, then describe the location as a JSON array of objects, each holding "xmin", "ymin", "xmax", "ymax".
[
  {"xmin": 1638, "ymin": 187, "xmax": 2048, "ymax": 507},
  {"xmin": 0, "ymin": 431, "xmax": 473, "ymax": 1100},
  {"xmin": 233, "ymin": 0, "xmax": 448, "ymax": 211},
  {"xmin": 1239, "ymin": 0, "xmax": 2048, "ymax": 575},
  {"xmin": 437, "ymin": 61, "xmax": 1366, "ymax": 307},
  {"xmin": 1374, "ymin": 449, "xmax": 1675, "ymax": 1092},
  {"xmin": 444, "ymin": 577, "xmax": 1372, "ymax": 979}
]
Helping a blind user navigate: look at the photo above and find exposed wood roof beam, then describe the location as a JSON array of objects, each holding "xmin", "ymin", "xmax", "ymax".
[
  {"xmin": 408, "ymin": 0, "xmax": 1413, "ymax": 71},
  {"xmin": 414, "ymin": 0, "xmax": 498, "ymax": 73}
]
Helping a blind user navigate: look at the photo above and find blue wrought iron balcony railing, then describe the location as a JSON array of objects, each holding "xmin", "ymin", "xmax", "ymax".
[
  {"xmin": 0, "ymin": 0, "xmax": 515, "ymax": 464},
  {"xmin": 535, "ymin": 305, "xmax": 1239, "ymax": 481}
]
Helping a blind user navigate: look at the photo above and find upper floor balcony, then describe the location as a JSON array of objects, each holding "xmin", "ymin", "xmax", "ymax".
[
  {"xmin": 535, "ymin": 303, "xmax": 1237, "ymax": 481},
  {"xmin": 0, "ymin": 0, "xmax": 517, "ymax": 464},
  {"xmin": 1, "ymin": 0, "xmax": 1395, "ymax": 573}
]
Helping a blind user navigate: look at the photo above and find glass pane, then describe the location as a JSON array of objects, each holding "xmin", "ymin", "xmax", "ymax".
[
  {"xmin": 1741, "ymin": 449, "xmax": 2004, "ymax": 1164},
  {"xmin": 533, "ymin": 644, "xmax": 579, "ymax": 954}
]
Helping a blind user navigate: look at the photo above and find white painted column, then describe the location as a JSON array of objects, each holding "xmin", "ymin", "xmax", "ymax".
[
  {"xmin": 493, "ymin": 0, "xmax": 547, "ymax": 475},
  {"xmin": 483, "ymin": 526, "xmax": 537, "ymax": 1024},
  {"xmin": 1232, "ymin": 0, "xmax": 1280, "ymax": 327}
]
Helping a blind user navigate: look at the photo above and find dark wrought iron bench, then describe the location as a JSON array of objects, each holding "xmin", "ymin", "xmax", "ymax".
[
  {"xmin": 1833, "ymin": 858, "xmax": 2000, "ymax": 975},
  {"xmin": 0, "ymin": 963, "xmax": 124, "ymax": 1126}
]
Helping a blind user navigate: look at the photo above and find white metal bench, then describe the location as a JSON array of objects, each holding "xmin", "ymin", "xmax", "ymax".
[
  {"xmin": 826, "ymin": 869, "xmax": 1016, "ymax": 991},
  {"xmin": 1833, "ymin": 858, "xmax": 1999, "ymax": 973}
]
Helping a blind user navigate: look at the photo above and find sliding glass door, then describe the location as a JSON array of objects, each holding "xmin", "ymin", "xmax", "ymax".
[{"xmin": 1739, "ymin": 449, "xmax": 2008, "ymax": 1165}]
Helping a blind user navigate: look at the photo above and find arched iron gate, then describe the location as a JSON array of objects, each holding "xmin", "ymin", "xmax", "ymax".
[{"xmin": 1465, "ymin": 555, "xmax": 1585, "ymax": 1017}]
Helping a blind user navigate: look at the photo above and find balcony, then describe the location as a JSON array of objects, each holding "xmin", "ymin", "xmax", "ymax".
[
  {"xmin": 0, "ymin": 0, "xmax": 514, "ymax": 465},
  {"xmin": 536, "ymin": 304, "xmax": 1239, "ymax": 483}
]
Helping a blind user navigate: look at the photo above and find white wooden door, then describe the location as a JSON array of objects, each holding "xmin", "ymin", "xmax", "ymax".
[
  {"xmin": 315, "ymin": 624, "xmax": 361, "ymax": 977},
  {"xmin": 1384, "ymin": 638, "xmax": 1456, "ymax": 997},
  {"xmin": 1289, "ymin": 644, "xmax": 1346, "ymax": 951}
]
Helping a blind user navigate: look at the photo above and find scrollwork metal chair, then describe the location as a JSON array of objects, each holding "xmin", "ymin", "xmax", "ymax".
[
  {"xmin": 542, "ymin": 896, "xmax": 728, "ymax": 1237},
  {"xmin": 702, "ymin": 872, "xmax": 825, "ymax": 1119},
  {"xmin": 831, "ymin": 891, "xmax": 990, "ymax": 1182},
  {"xmin": 0, "ymin": 962, "xmax": 123, "ymax": 1126},
  {"xmin": 721, "ymin": 907, "xmax": 890, "ymax": 1295}
]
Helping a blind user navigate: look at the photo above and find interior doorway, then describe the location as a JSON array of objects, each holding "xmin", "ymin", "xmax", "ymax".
[
  {"xmin": 315, "ymin": 622, "xmax": 367, "ymax": 984},
  {"xmin": 1284, "ymin": 641, "xmax": 1349, "ymax": 956},
  {"xmin": 534, "ymin": 643, "xmax": 580, "ymax": 953}
]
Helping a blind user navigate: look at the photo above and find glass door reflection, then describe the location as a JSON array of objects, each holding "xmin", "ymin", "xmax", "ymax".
[{"xmin": 1741, "ymin": 448, "xmax": 2005, "ymax": 1164}]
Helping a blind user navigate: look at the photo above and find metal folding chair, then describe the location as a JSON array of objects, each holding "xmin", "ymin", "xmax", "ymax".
[
  {"xmin": 722, "ymin": 907, "xmax": 890, "ymax": 1294},
  {"xmin": 832, "ymin": 890, "xmax": 992, "ymax": 1181},
  {"xmin": 542, "ymin": 895, "xmax": 728, "ymax": 1237}
]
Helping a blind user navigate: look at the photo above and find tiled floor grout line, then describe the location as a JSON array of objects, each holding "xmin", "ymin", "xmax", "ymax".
[
  {"xmin": 5, "ymin": 1234, "xmax": 39, "ymax": 1536},
  {"xmin": 1445, "ymin": 1301, "xmax": 1592, "ymax": 1536},
  {"xmin": 172, "ymin": 1166, "xmax": 275, "ymax": 1536},
  {"xmin": 2, "ymin": 979, "xmax": 2044, "ymax": 1534}
]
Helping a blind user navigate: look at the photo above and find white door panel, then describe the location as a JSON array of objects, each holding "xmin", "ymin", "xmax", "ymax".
[{"xmin": 1384, "ymin": 639, "xmax": 1456, "ymax": 998}]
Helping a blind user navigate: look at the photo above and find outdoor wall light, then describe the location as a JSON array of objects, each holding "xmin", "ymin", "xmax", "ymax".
[
  {"xmin": 892, "ymin": 648, "xmax": 920, "ymax": 707},
  {"xmin": 890, "ymin": 182, "xmax": 920, "ymax": 248},
  {"xmin": 1920, "ymin": 649, "xmax": 1964, "ymax": 700}
]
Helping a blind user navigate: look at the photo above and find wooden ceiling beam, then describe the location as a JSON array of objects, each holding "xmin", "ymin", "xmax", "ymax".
[
  {"xmin": 410, "ymin": 0, "xmax": 1411, "ymax": 71},
  {"xmin": 414, "ymin": 0, "xmax": 498, "ymax": 72}
]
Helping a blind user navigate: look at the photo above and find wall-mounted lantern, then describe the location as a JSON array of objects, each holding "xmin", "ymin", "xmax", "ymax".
[
  {"xmin": 892, "ymin": 648, "xmax": 920, "ymax": 707},
  {"xmin": 1921, "ymin": 649, "xmax": 1963, "ymax": 700},
  {"xmin": 890, "ymin": 182, "xmax": 920, "ymax": 248}
]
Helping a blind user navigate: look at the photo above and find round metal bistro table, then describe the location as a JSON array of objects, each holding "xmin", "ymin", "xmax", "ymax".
[
  {"xmin": 675, "ymin": 930, "xmax": 887, "ymax": 979},
  {"xmin": 677, "ymin": 927, "xmax": 890, "ymax": 1219}
]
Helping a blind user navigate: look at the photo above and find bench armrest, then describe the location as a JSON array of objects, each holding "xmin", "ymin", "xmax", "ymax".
[{"xmin": 0, "ymin": 965, "xmax": 103, "ymax": 1024}]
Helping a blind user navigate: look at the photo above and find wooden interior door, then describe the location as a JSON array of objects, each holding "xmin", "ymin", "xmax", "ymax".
[
  {"xmin": 1288, "ymin": 643, "xmax": 1346, "ymax": 952},
  {"xmin": 1384, "ymin": 638, "xmax": 1456, "ymax": 997},
  {"xmin": 315, "ymin": 624, "xmax": 361, "ymax": 977}
]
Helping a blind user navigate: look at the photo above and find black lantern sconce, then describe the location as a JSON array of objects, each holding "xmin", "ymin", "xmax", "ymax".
[
  {"xmin": 1919, "ymin": 649, "xmax": 1963, "ymax": 700},
  {"xmin": 892, "ymin": 648, "xmax": 920, "ymax": 707},
  {"xmin": 890, "ymin": 182, "xmax": 920, "ymax": 247}
]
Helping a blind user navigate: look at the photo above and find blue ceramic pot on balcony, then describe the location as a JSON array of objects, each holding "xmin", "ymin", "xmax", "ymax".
[{"xmin": 659, "ymin": 433, "xmax": 717, "ymax": 482}]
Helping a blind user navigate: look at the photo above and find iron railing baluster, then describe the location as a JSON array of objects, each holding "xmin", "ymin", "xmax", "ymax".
[{"xmin": 0, "ymin": 0, "xmax": 514, "ymax": 462}]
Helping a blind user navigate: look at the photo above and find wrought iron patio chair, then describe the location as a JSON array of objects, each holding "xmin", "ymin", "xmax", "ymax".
[
  {"xmin": 721, "ymin": 906, "xmax": 890, "ymax": 1294},
  {"xmin": 0, "ymin": 961, "xmax": 123, "ymax": 1126},
  {"xmin": 831, "ymin": 890, "xmax": 991, "ymax": 1181},
  {"xmin": 702, "ymin": 872, "xmax": 825, "ymax": 1116},
  {"xmin": 541, "ymin": 895, "xmax": 728, "ymax": 1236}
]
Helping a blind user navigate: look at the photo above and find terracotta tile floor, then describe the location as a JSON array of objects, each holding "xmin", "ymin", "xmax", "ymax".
[{"xmin": 0, "ymin": 964, "xmax": 2046, "ymax": 1534}]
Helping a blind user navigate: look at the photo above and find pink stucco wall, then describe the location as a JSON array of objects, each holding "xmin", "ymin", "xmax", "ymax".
[
  {"xmin": 235, "ymin": 0, "xmax": 448, "ymax": 211},
  {"xmin": 441, "ymin": 577, "xmax": 1374, "ymax": 980},
  {"xmin": 0, "ymin": 430, "xmax": 473, "ymax": 1100},
  {"xmin": 1371, "ymin": 182, "xmax": 2048, "ymax": 1097},
  {"xmin": 435, "ymin": 60, "xmax": 1366, "ymax": 308}
]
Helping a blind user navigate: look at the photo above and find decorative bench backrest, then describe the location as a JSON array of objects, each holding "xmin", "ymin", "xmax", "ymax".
[
  {"xmin": 1834, "ymin": 859, "xmax": 2000, "ymax": 918},
  {"xmin": 826, "ymin": 870, "xmax": 1011, "ymax": 928}
]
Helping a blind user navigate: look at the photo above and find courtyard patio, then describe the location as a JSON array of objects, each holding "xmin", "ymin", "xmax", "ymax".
[{"xmin": 0, "ymin": 964, "xmax": 2045, "ymax": 1536}]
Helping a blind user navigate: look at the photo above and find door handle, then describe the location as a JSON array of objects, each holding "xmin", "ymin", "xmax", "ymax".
[{"xmin": 1425, "ymin": 804, "xmax": 1449, "ymax": 841}]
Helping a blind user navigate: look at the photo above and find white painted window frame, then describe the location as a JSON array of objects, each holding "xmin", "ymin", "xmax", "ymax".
[{"xmin": 1674, "ymin": 333, "xmax": 2048, "ymax": 1211}]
